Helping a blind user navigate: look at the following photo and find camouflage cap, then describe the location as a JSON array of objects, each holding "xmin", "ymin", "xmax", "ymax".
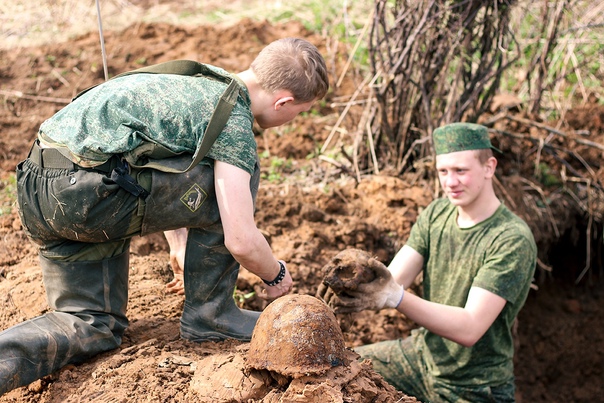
[{"xmin": 432, "ymin": 122, "xmax": 501, "ymax": 155}]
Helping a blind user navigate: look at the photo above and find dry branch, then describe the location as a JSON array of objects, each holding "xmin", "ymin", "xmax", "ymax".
[
  {"xmin": 504, "ymin": 114, "xmax": 604, "ymax": 152},
  {"xmin": 0, "ymin": 89, "xmax": 71, "ymax": 104}
]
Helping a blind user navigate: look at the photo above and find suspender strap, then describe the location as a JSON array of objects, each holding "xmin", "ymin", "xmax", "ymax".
[
  {"xmin": 73, "ymin": 60, "xmax": 229, "ymax": 101},
  {"xmin": 114, "ymin": 59, "xmax": 223, "ymax": 78}
]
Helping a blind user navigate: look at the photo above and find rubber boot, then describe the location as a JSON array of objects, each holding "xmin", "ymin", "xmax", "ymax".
[
  {"xmin": 180, "ymin": 227, "xmax": 260, "ymax": 342},
  {"xmin": 0, "ymin": 251, "xmax": 129, "ymax": 395}
]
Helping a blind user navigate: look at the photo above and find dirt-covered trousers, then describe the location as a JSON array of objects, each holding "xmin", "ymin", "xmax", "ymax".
[
  {"xmin": 16, "ymin": 153, "xmax": 261, "ymax": 260},
  {"xmin": 0, "ymin": 151, "xmax": 260, "ymax": 394},
  {"xmin": 354, "ymin": 329, "xmax": 516, "ymax": 403}
]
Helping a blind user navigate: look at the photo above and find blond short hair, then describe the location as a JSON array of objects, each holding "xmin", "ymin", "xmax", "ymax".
[
  {"xmin": 475, "ymin": 148, "xmax": 494, "ymax": 164},
  {"xmin": 251, "ymin": 38, "xmax": 329, "ymax": 103}
]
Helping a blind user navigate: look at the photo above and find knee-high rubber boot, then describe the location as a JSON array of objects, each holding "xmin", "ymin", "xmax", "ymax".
[
  {"xmin": 180, "ymin": 227, "xmax": 260, "ymax": 342},
  {"xmin": 0, "ymin": 251, "xmax": 129, "ymax": 395}
]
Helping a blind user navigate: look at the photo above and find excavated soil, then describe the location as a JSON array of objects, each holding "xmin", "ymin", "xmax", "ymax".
[{"xmin": 1, "ymin": 3, "xmax": 603, "ymax": 402}]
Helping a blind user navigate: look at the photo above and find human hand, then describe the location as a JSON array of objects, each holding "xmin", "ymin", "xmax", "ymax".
[
  {"xmin": 164, "ymin": 229, "xmax": 188, "ymax": 295},
  {"xmin": 166, "ymin": 248, "xmax": 185, "ymax": 295},
  {"xmin": 259, "ymin": 261, "xmax": 294, "ymax": 300},
  {"xmin": 316, "ymin": 249, "xmax": 404, "ymax": 313}
]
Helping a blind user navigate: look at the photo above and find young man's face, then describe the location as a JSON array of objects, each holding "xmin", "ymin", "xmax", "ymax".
[{"xmin": 435, "ymin": 149, "xmax": 495, "ymax": 209}]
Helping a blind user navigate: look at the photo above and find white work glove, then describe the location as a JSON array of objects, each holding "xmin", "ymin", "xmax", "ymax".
[{"xmin": 316, "ymin": 249, "xmax": 404, "ymax": 313}]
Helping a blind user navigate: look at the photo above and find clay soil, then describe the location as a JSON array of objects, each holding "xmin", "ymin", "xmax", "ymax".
[{"xmin": 1, "ymin": 2, "xmax": 603, "ymax": 402}]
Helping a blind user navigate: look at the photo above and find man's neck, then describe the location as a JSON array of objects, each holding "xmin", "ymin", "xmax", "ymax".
[{"xmin": 456, "ymin": 193, "xmax": 501, "ymax": 228}]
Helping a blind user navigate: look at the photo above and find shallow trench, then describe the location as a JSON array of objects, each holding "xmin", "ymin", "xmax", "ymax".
[{"xmin": 514, "ymin": 218, "xmax": 603, "ymax": 403}]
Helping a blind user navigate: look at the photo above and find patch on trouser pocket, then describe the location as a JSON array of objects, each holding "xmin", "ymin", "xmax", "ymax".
[
  {"xmin": 140, "ymin": 159, "xmax": 219, "ymax": 235},
  {"xmin": 180, "ymin": 184, "xmax": 208, "ymax": 212}
]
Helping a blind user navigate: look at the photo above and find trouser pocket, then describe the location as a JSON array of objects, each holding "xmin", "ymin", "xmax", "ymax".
[
  {"xmin": 140, "ymin": 159, "xmax": 220, "ymax": 236},
  {"xmin": 17, "ymin": 159, "xmax": 138, "ymax": 244}
]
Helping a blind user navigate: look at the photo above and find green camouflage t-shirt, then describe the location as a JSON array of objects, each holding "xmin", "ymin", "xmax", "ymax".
[
  {"xmin": 406, "ymin": 198, "xmax": 536, "ymax": 387},
  {"xmin": 38, "ymin": 65, "xmax": 257, "ymax": 174}
]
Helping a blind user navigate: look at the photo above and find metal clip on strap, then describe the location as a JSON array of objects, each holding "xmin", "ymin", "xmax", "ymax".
[{"xmin": 110, "ymin": 164, "xmax": 150, "ymax": 199}]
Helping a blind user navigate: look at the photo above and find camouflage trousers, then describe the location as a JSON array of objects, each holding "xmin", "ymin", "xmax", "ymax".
[
  {"xmin": 354, "ymin": 329, "xmax": 516, "ymax": 403},
  {"xmin": 3, "ymin": 152, "xmax": 260, "ymax": 394},
  {"xmin": 16, "ymin": 154, "xmax": 260, "ymax": 261}
]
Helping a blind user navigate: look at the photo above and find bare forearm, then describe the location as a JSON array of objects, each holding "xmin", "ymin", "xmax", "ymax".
[
  {"xmin": 164, "ymin": 228, "xmax": 189, "ymax": 251},
  {"xmin": 225, "ymin": 228, "xmax": 292, "ymax": 299},
  {"xmin": 388, "ymin": 245, "xmax": 423, "ymax": 287},
  {"xmin": 396, "ymin": 286, "xmax": 506, "ymax": 347},
  {"xmin": 226, "ymin": 229, "xmax": 280, "ymax": 281},
  {"xmin": 213, "ymin": 160, "xmax": 292, "ymax": 298},
  {"xmin": 397, "ymin": 292, "xmax": 476, "ymax": 346}
]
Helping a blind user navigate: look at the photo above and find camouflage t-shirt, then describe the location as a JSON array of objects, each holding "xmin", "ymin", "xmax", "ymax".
[
  {"xmin": 38, "ymin": 65, "xmax": 257, "ymax": 174},
  {"xmin": 406, "ymin": 198, "xmax": 537, "ymax": 387}
]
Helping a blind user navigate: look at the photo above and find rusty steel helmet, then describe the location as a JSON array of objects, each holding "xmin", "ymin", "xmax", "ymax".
[{"xmin": 246, "ymin": 294, "xmax": 349, "ymax": 377}]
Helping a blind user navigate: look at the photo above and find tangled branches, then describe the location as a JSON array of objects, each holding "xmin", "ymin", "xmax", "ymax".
[{"xmin": 364, "ymin": 0, "xmax": 519, "ymax": 175}]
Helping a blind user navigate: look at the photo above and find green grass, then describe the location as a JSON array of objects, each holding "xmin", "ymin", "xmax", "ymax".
[
  {"xmin": 501, "ymin": 0, "xmax": 604, "ymax": 117},
  {"xmin": 260, "ymin": 153, "xmax": 295, "ymax": 184},
  {"xmin": 0, "ymin": 173, "xmax": 17, "ymax": 217}
]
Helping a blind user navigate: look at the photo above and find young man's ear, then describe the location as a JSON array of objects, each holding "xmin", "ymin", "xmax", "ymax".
[
  {"xmin": 274, "ymin": 96, "xmax": 294, "ymax": 110},
  {"xmin": 272, "ymin": 89, "xmax": 295, "ymax": 110},
  {"xmin": 485, "ymin": 157, "xmax": 497, "ymax": 177}
]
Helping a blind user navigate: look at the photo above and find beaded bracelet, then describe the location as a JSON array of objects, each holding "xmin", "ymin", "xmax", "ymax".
[{"xmin": 263, "ymin": 260, "xmax": 286, "ymax": 286}]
